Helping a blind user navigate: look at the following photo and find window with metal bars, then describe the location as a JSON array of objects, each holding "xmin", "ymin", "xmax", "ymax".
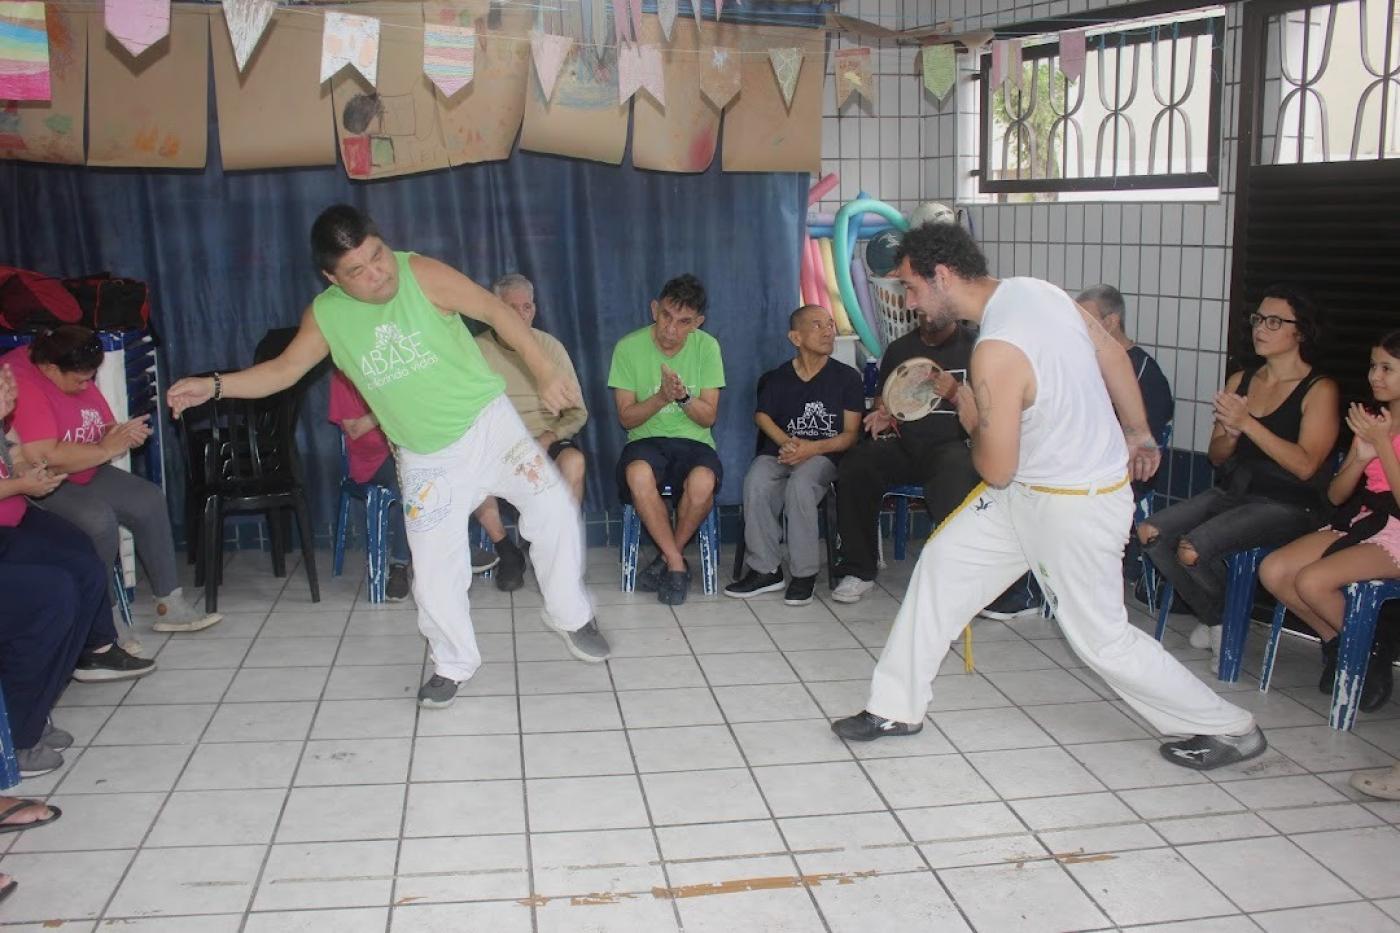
[{"xmin": 976, "ymin": 8, "xmax": 1227, "ymax": 197}]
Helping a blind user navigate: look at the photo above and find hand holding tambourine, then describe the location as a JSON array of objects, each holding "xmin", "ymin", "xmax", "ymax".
[{"xmin": 883, "ymin": 357, "xmax": 957, "ymax": 422}]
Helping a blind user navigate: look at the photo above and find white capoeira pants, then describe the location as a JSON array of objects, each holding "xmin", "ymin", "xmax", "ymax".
[
  {"xmin": 867, "ymin": 476, "xmax": 1256, "ymax": 738},
  {"xmin": 397, "ymin": 396, "xmax": 593, "ymax": 682}
]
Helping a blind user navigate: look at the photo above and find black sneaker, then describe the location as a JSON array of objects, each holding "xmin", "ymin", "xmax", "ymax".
[
  {"xmin": 636, "ymin": 554, "xmax": 667, "ymax": 593},
  {"xmin": 417, "ymin": 674, "xmax": 460, "ymax": 709},
  {"xmin": 1319, "ymin": 637, "xmax": 1339, "ymax": 694},
  {"xmin": 658, "ymin": 564, "xmax": 691, "ymax": 606},
  {"xmin": 724, "ymin": 568, "xmax": 784, "ymax": 599},
  {"xmin": 831, "ymin": 710, "xmax": 923, "ymax": 741},
  {"xmin": 495, "ymin": 540, "xmax": 526, "ymax": 593},
  {"xmin": 72, "ymin": 644, "xmax": 156, "ymax": 683},
  {"xmin": 386, "ymin": 563, "xmax": 412, "ymax": 602},
  {"xmin": 978, "ymin": 575, "xmax": 1042, "ymax": 620},
  {"xmin": 783, "ymin": 575, "xmax": 817, "ymax": 607},
  {"xmin": 471, "ymin": 548, "xmax": 500, "ymax": 574},
  {"xmin": 1159, "ymin": 725, "xmax": 1268, "ymax": 770},
  {"xmin": 1361, "ymin": 641, "xmax": 1396, "ymax": 713}
]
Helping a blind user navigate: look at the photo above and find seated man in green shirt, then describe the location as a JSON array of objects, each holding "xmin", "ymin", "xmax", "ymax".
[
  {"xmin": 608, "ymin": 275, "xmax": 726, "ymax": 605},
  {"xmin": 166, "ymin": 205, "xmax": 611, "ymax": 711}
]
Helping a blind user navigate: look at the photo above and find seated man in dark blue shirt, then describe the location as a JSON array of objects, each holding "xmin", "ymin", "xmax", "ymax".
[
  {"xmin": 981, "ymin": 283, "xmax": 1176, "ymax": 620},
  {"xmin": 726, "ymin": 305, "xmax": 863, "ymax": 606}
]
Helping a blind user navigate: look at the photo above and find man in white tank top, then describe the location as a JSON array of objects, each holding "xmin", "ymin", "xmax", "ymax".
[{"xmin": 832, "ymin": 223, "xmax": 1265, "ymax": 771}]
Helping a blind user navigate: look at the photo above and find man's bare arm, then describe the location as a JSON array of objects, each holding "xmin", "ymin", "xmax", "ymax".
[{"xmin": 167, "ymin": 307, "xmax": 329, "ymax": 417}]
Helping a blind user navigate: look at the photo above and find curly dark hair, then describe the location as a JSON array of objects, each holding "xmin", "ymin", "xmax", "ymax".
[
  {"xmin": 1260, "ymin": 282, "xmax": 1322, "ymax": 363},
  {"xmin": 311, "ymin": 204, "xmax": 380, "ymax": 273},
  {"xmin": 893, "ymin": 222, "xmax": 989, "ymax": 281},
  {"xmin": 30, "ymin": 324, "xmax": 103, "ymax": 374},
  {"xmin": 657, "ymin": 274, "xmax": 708, "ymax": 316}
]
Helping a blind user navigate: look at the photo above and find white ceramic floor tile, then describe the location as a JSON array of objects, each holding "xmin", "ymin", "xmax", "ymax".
[
  {"xmin": 8, "ymin": 792, "xmax": 164, "ymax": 854},
  {"xmin": 672, "ymin": 884, "xmax": 825, "ymax": 933},
  {"xmin": 294, "ymin": 737, "xmax": 412, "ymax": 786},
  {"xmin": 528, "ymin": 775, "xmax": 651, "ymax": 832},
  {"xmin": 531, "ymin": 828, "xmax": 664, "ymax": 897},
  {"xmin": 617, "ymin": 688, "xmax": 724, "ymax": 728},
  {"xmin": 752, "ymin": 761, "xmax": 886, "ymax": 817},
  {"xmin": 535, "ymin": 895, "xmax": 681, "ymax": 933},
  {"xmin": 642, "ymin": 768, "xmax": 771, "ymax": 825},
  {"xmin": 939, "ymin": 859, "xmax": 1110, "ymax": 933},
  {"xmin": 713, "ymin": 683, "xmax": 825, "ymax": 723},
  {"xmin": 629, "ymin": 724, "xmax": 746, "ymax": 773},
  {"xmin": 311, "ymin": 699, "xmax": 417, "ymax": 740},
  {"xmin": 125, "ymin": 668, "xmax": 237, "ymax": 705},
  {"xmin": 932, "ymin": 706, "xmax": 1056, "ymax": 752},
  {"xmin": 863, "ymin": 754, "xmax": 998, "ymax": 809},
  {"xmin": 224, "ymin": 667, "xmax": 330, "ymax": 703},
  {"xmin": 245, "ymin": 908, "xmax": 390, "ymax": 933},
  {"xmin": 1024, "ymin": 700, "xmax": 1152, "ymax": 744},
  {"xmin": 967, "ymin": 746, "xmax": 1107, "ymax": 799},
  {"xmin": 781, "ymin": 811, "xmax": 925, "ymax": 874},
  {"xmin": 1289, "ymin": 826, "xmax": 1400, "ymax": 899},
  {"xmin": 1065, "ymin": 846, "xmax": 1235, "ymax": 925},
  {"xmin": 814, "ymin": 870, "xmax": 972, "ymax": 933},
  {"xmin": 1178, "ymin": 836, "xmax": 1358, "ymax": 912},
  {"xmin": 1067, "ymin": 739, "xmax": 1211, "ymax": 790},
  {"xmin": 521, "ymin": 691, "xmax": 624, "ymax": 732},
  {"xmin": 254, "ymin": 840, "xmax": 398, "ymax": 911},
  {"xmin": 402, "ymin": 780, "xmax": 525, "ymax": 837},
  {"xmin": 394, "ymin": 834, "xmax": 530, "ymax": 902},
  {"xmin": 0, "ymin": 850, "xmax": 133, "ymax": 921},
  {"xmin": 608, "ymin": 655, "xmax": 708, "ymax": 690},
  {"xmin": 322, "ymin": 664, "xmax": 420, "ymax": 700},
  {"xmin": 523, "ymin": 730, "xmax": 635, "ymax": 778},
  {"xmin": 697, "ymin": 651, "xmax": 799, "ymax": 686},
  {"xmin": 411, "ymin": 734, "xmax": 522, "ymax": 782},
  {"xmin": 390, "ymin": 901, "xmax": 532, "ymax": 932},
  {"xmin": 275, "ymin": 784, "xmax": 406, "ymax": 843},
  {"xmin": 731, "ymin": 718, "xmax": 854, "ymax": 767},
  {"xmin": 57, "ymin": 744, "xmax": 193, "ymax": 794},
  {"xmin": 107, "ymin": 844, "xmax": 265, "ymax": 917},
  {"xmin": 146, "ymin": 788, "xmax": 288, "ymax": 847},
  {"xmin": 92, "ymin": 703, "xmax": 215, "ymax": 745},
  {"xmin": 203, "ymin": 701, "xmax": 316, "ymax": 742},
  {"xmin": 178, "ymin": 741, "xmax": 305, "ymax": 790},
  {"xmin": 1252, "ymin": 901, "xmax": 1400, "ymax": 933}
]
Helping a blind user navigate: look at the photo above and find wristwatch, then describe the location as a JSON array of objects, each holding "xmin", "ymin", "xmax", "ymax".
[{"xmin": 677, "ymin": 392, "xmax": 692, "ymax": 406}]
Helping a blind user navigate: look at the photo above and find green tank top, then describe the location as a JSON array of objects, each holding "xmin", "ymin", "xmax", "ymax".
[{"xmin": 313, "ymin": 252, "xmax": 506, "ymax": 454}]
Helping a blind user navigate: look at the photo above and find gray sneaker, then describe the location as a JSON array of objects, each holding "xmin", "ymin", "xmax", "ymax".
[
  {"xmin": 1160, "ymin": 725, "xmax": 1268, "ymax": 771},
  {"xmin": 16, "ymin": 745, "xmax": 62, "ymax": 777},
  {"xmin": 152, "ymin": 588, "xmax": 223, "ymax": 633},
  {"xmin": 548, "ymin": 618, "xmax": 611, "ymax": 663},
  {"xmin": 417, "ymin": 674, "xmax": 460, "ymax": 709},
  {"xmin": 40, "ymin": 720, "xmax": 73, "ymax": 751}
]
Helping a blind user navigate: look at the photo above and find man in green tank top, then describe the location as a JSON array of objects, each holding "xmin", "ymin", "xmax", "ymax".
[{"xmin": 168, "ymin": 205, "xmax": 611, "ymax": 709}]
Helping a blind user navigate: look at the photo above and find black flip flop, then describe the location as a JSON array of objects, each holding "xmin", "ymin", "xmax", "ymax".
[
  {"xmin": 0, "ymin": 799, "xmax": 61, "ymax": 835},
  {"xmin": 0, "ymin": 878, "xmax": 16, "ymax": 904}
]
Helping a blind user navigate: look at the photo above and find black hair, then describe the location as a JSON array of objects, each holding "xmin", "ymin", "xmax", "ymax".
[
  {"xmin": 1260, "ymin": 282, "xmax": 1321, "ymax": 363},
  {"xmin": 29, "ymin": 325, "xmax": 103, "ymax": 373},
  {"xmin": 657, "ymin": 274, "xmax": 708, "ymax": 316},
  {"xmin": 788, "ymin": 304, "xmax": 826, "ymax": 330},
  {"xmin": 893, "ymin": 221, "xmax": 989, "ymax": 281},
  {"xmin": 311, "ymin": 204, "xmax": 380, "ymax": 273},
  {"xmin": 1376, "ymin": 331, "xmax": 1400, "ymax": 360}
]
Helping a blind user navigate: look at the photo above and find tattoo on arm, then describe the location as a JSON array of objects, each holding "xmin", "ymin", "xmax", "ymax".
[{"xmin": 974, "ymin": 380, "xmax": 992, "ymax": 431}]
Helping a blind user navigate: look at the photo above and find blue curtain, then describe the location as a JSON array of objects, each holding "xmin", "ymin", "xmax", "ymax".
[{"xmin": 0, "ymin": 117, "xmax": 807, "ymax": 537}]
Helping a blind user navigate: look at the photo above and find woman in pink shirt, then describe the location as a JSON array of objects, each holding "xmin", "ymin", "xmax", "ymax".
[{"xmin": 2, "ymin": 326, "xmax": 218, "ymax": 635}]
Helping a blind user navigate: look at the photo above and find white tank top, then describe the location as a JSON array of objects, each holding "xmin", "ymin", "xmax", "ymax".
[{"xmin": 976, "ymin": 277, "xmax": 1128, "ymax": 486}]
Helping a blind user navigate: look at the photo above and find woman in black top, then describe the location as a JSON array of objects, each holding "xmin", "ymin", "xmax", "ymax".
[{"xmin": 1138, "ymin": 285, "xmax": 1340, "ymax": 654}]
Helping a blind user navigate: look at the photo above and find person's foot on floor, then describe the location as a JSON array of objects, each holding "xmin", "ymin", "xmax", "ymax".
[
  {"xmin": 494, "ymin": 539, "xmax": 527, "ymax": 592},
  {"xmin": 72, "ymin": 643, "xmax": 156, "ymax": 683},
  {"xmin": 978, "ymin": 577, "xmax": 1043, "ymax": 620},
  {"xmin": 725, "ymin": 568, "xmax": 784, "ymax": 599},
  {"xmin": 1320, "ymin": 637, "xmax": 1340, "ymax": 694},
  {"xmin": 658, "ymin": 563, "xmax": 691, "ymax": 606},
  {"xmin": 1361, "ymin": 640, "xmax": 1395, "ymax": 712},
  {"xmin": 40, "ymin": 720, "xmax": 72, "ymax": 751},
  {"xmin": 152, "ymin": 587, "xmax": 223, "ymax": 633},
  {"xmin": 546, "ymin": 617, "xmax": 612, "ymax": 662},
  {"xmin": 0, "ymin": 797, "xmax": 60, "ymax": 833},
  {"xmin": 386, "ymin": 563, "xmax": 412, "ymax": 602},
  {"xmin": 784, "ymin": 575, "xmax": 817, "ymax": 607},
  {"xmin": 471, "ymin": 548, "xmax": 500, "ymax": 574},
  {"xmin": 831, "ymin": 575, "xmax": 875, "ymax": 604},
  {"xmin": 417, "ymin": 674, "xmax": 460, "ymax": 709},
  {"xmin": 15, "ymin": 745, "xmax": 62, "ymax": 778},
  {"xmin": 1351, "ymin": 763, "xmax": 1400, "ymax": 799},
  {"xmin": 636, "ymin": 553, "xmax": 667, "ymax": 593},
  {"xmin": 1159, "ymin": 725, "xmax": 1267, "ymax": 770},
  {"xmin": 831, "ymin": 710, "xmax": 924, "ymax": 741},
  {"xmin": 1208, "ymin": 624, "xmax": 1223, "ymax": 658},
  {"xmin": 1188, "ymin": 623, "xmax": 1212, "ymax": 650}
]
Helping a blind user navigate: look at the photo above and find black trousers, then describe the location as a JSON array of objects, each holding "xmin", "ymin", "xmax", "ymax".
[{"xmin": 835, "ymin": 436, "xmax": 980, "ymax": 581}]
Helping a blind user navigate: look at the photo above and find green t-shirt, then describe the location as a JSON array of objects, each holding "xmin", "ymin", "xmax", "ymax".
[
  {"xmin": 607, "ymin": 325, "xmax": 726, "ymax": 447},
  {"xmin": 312, "ymin": 251, "xmax": 506, "ymax": 454}
]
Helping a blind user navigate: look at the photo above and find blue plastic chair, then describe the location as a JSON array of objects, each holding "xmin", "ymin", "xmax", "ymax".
[
  {"xmin": 1154, "ymin": 546, "xmax": 1274, "ymax": 682},
  {"xmin": 331, "ymin": 440, "xmax": 397, "ymax": 604},
  {"xmin": 886, "ymin": 484, "xmax": 924, "ymax": 561},
  {"xmin": 620, "ymin": 485, "xmax": 720, "ymax": 595},
  {"xmin": 1135, "ymin": 421, "xmax": 1175, "ymax": 616},
  {"xmin": 1258, "ymin": 578, "xmax": 1400, "ymax": 731},
  {"xmin": 0, "ymin": 687, "xmax": 19, "ymax": 790},
  {"xmin": 112, "ymin": 561, "xmax": 134, "ymax": 634}
]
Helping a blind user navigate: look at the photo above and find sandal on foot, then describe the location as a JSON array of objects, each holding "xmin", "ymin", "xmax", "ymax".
[
  {"xmin": 0, "ymin": 799, "xmax": 61, "ymax": 834},
  {"xmin": 1351, "ymin": 765, "xmax": 1400, "ymax": 800}
]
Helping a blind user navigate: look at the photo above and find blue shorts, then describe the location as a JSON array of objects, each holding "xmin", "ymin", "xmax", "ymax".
[{"xmin": 616, "ymin": 437, "xmax": 723, "ymax": 502}]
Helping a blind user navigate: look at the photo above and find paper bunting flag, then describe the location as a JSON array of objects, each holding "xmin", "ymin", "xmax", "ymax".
[
  {"xmin": 222, "ymin": 0, "xmax": 275, "ymax": 73},
  {"xmin": 921, "ymin": 44, "xmax": 955, "ymax": 103},
  {"xmin": 991, "ymin": 38, "xmax": 1022, "ymax": 92},
  {"xmin": 700, "ymin": 46, "xmax": 740, "ymax": 109},
  {"xmin": 659, "ymin": 0, "xmax": 677, "ymax": 40},
  {"xmin": 1058, "ymin": 28, "xmax": 1086, "ymax": 81},
  {"xmin": 611, "ymin": 0, "xmax": 631, "ymax": 43},
  {"xmin": 105, "ymin": 0, "xmax": 169, "ymax": 57},
  {"xmin": 692, "ymin": 0, "xmax": 702, "ymax": 28},
  {"xmin": 0, "ymin": 1, "xmax": 50, "ymax": 100},
  {"xmin": 768, "ymin": 46, "xmax": 801, "ymax": 109},
  {"xmin": 618, "ymin": 43, "xmax": 663, "ymax": 106},
  {"xmin": 716, "ymin": 0, "xmax": 724, "ymax": 20},
  {"xmin": 423, "ymin": 23, "xmax": 475, "ymax": 97},
  {"xmin": 627, "ymin": 0, "xmax": 643, "ymax": 43},
  {"xmin": 321, "ymin": 11, "xmax": 379, "ymax": 85},
  {"xmin": 530, "ymin": 31, "xmax": 572, "ymax": 102},
  {"xmin": 834, "ymin": 46, "xmax": 873, "ymax": 107}
]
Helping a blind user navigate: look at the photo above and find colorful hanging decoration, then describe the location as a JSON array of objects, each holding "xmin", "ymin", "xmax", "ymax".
[
  {"xmin": 1059, "ymin": 28, "xmax": 1086, "ymax": 81},
  {"xmin": 530, "ymin": 31, "xmax": 572, "ymax": 102},
  {"xmin": 921, "ymin": 43, "xmax": 955, "ymax": 103},
  {"xmin": 0, "ymin": 1, "xmax": 50, "ymax": 100},
  {"xmin": 618, "ymin": 42, "xmax": 663, "ymax": 106},
  {"xmin": 769, "ymin": 46, "xmax": 802, "ymax": 109},
  {"xmin": 834, "ymin": 46, "xmax": 873, "ymax": 107},
  {"xmin": 700, "ymin": 45, "xmax": 740, "ymax": 109},
  {"xmin": 105, "ymin": 0, "xmax": 170, "ymax": 57},
  {"xmin": 423, "ymin": 22, "xmax": 475, "ymax": 97},
  {"xmin": 321, "ymin": 11, "xmax": 380, "ymax": 85}
]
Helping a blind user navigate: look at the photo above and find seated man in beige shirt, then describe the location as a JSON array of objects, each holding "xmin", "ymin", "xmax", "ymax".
[{"xmin": 473, "ymin": 274, "xmax": 590, "ymax": 589}]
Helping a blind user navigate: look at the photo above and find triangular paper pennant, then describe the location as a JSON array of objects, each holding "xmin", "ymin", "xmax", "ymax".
[
  {"xmin": 692, "ymin": 0, "xmax": 702, "ymax": 29},
  {"xmin": 991, "ymin": 38, "xmax": 1022, "ymax": 92},
  {"xmin": 0, "ymin": 1, "xmax": 50, "ymax": 101},
  {"xmin": 105, "ymin": 0, "xmax": 169, "ymax": 57},
  {"xmin": 768, "ymin": 46, "xmax": 801, "ymax": 109},
  {"xmin": 618, "ymin": 42, "xmax": 663, "ymax": 106},
  {"xmin": 423, "ymin": 22, "xmax": 475, "ymax": 97},
  {"xmin": 222, "ymin": 0, "xmax": 276, "ymax": 72},
  {"xmin": 834, "ymin": 46, "xmax": 873, "ymax": 107},
  {"xmin": 627, "ymin": 0, "xmax": 643, "ymax": 43},
  {"xmin": 659, "ymin": 0, "xmax": 677, "ymax": 40},
  {"xmin": 530, "ymin": 31, "xmax": 572, "ymax": 102},
  {"xmin": 321, "ymin": 11, "xmax": 380, "ymax": 85},
  {"xmin": 589, "ymin": 0, "xmax": 608, "ymax": 63},
  {"xmin": 1058, "ymin": 28, "xmax": 1086, "ymax": 81},
  {"xmin": 715, "ymin": 0, "xmax": 724, "ymax": 20},
  {"xmin": 611, "ymin": 0, "xmax": 631, "ymax": 43},
  {"xmin": 921, "ymin": 44, "xmax": 955, "ymax": 103},
  {"xmin": 700, "ymin": 45, "xmax": 740, "ymax": 109}
]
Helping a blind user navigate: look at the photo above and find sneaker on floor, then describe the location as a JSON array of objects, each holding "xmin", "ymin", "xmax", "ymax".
[
  {"xmin": 978, "ymin": 577, "xmax": 1043, "ymax": 620},
  {"xmin": 636, "ymin": 553, "xmax": 667, "ymax": 593},
  {"xmin": 495, "ymin": 541, "xmax": 527, "ymax": 593},
  {"xmin": 1319, "ymin": 637, "xmax": 1340, "ymax": 694},
  {"xmin": 1159, "ymin": 725, "xmax": 1267, "ymax": 770},
  {"xmin": 40, "ymin": 720, "xmax": 73, "ymax": 752},
  {"xmin": 16, "ymin": 745, "xmax": 62, "ymax": 778},
  {"xmin": 417, "ymin": 674, "xmax": 460, "ymax": 709},
  {"xmin": 151, "ymin": 588, "xmax": 223, "ymax": 634},
  {"xmin": 471, "ymin": 548, "xmax": 500, "ymax": 574},
  {"xmin": 831, "ymin": 710, "xmax": 923, "ymax": 741},
  {"xmin": 658, "ymin": 566, "xmax": 691, "ymax": 606},
  {"xmin": 831, "ymin": 575, "xmax": 875, "ymax": 604},
  {"xmin": 72, "ymin": 644, "xmax": 156, "ymax": 683},
  {"xmin": 546, "ymin": 618, "xmax": 612, "ymax": 663},
  {"xmin": 725, "ymin": 568, "xmax": 784, "ymax": 599},
  {"xmin": 784, "ymin": 575, "xmax": 817, "ymax": 607},
  {"xmin": 386, "ymin": 563, "xmax": 412, "ymax": 602},
  {"xmin": 1188, "ymin": 623, "xmax": 1212, "ymax": 650}
]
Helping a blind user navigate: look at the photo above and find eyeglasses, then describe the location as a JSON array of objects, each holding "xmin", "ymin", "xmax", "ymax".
[{"xmin": 1249, "ymin": 312, "xmax": 1298, "ymax": 331}]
